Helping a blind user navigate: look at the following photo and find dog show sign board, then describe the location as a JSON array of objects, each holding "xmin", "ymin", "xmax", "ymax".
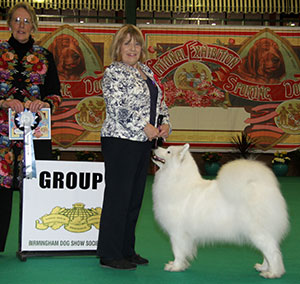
[{"xmin": 19, "ymin": 160, "xmax": 105, "ymax": 259}]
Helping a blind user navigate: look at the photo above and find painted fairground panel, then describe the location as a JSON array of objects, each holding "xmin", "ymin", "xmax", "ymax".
[
  {"xmin": 0, "ymin": 23, "xmax": 299, "ymax": 151},
  {"xmin": 143, "ymin": 25, "xmax": 300, "ymax": 151}
]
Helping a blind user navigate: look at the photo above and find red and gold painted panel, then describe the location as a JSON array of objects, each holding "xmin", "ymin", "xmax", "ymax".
[
  {"xmin": 143, "ymin": 25, "xmax": 300, "ymax": 151},
  {"xmin": 0, "ymin": 23, "xmax": 299, "ymax": 151}
]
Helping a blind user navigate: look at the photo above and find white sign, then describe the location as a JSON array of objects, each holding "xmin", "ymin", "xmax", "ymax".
[{"xmin": 21, "ymin": 160, "xmax": 105, "ymax": 251}]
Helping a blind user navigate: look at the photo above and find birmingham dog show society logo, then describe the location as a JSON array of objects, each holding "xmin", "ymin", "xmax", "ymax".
[{"xmin": 35, "ymin": 203, "xmax": 101, "ymax": 233}]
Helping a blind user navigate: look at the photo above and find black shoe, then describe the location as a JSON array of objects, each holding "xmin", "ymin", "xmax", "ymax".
[
  {"xmin": 100, "ymin": 258, "xmax": 137, "ymax": 270},
  {"xmin": 126, "ymin": 254, "xmax": 149, "ymax": 265}
]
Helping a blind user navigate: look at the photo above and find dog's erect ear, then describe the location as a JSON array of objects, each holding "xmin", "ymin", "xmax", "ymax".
[
  {"xmin": 179, "ymin": 143, "xmax": 190, "ymax": 161},
  {"xmin": 183, "ymin": 143, "xmax": 190, "ymax": 152}
]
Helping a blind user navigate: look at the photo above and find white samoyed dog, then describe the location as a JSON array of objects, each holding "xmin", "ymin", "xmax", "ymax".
[{"xmin": 152, "ymin": 144, "xmax": 289, "ymax": 278}]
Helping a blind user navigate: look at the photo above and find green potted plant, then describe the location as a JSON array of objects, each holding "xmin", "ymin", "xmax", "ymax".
[
  {"xmin": 202, "ymin": 152, "xmax": 222, "ymax": 175},
  {"xmin": 231, "ymin": 131, "xmax": 256, "ymax": 159},
  {"xmin": 272, "ymin": 151, "xmax": 290, "ymax": 176}
]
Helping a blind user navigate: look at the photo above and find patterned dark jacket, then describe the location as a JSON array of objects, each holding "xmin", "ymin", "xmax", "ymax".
[{"xmin": 0, "ymin": 36, "xmax": 61, "ymax": 189}]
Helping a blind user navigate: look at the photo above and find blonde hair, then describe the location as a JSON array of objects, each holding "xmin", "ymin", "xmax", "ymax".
[
  {"xmin": 7, "ymin": 2, "xmax": 38, "ymax": 32},
  {"xmin": 110, "ymin": 24, "xmax": 147, "ymax": 63}
]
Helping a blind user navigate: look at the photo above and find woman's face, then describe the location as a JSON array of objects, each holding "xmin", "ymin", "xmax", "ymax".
[
  {"xmin": 10, "ymin": 8, "xmax": 33, "ymax": 44},
  {"xmin": 120, "ymin": 33, "xmax": 142, "ymax": 68}
]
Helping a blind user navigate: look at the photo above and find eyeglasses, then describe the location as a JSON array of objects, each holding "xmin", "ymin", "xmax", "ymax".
[{"xmin": 13, "ymin": 17, "xmax": 31, "ymax": 25}]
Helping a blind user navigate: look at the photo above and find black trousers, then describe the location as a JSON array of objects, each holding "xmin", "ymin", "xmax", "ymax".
[
  {"xmin": 0, "ymin": 189, "xmax": 13, "ymax": 252},
  {"xmin": 0, "ymin": 140, "xmax": 52, "ymax": 252},
  {"xmin": 97, "ymin": 137, "xmax": 152, "ymax": 260}
]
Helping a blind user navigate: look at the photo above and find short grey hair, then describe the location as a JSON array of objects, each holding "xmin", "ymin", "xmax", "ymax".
[{"xmin": 7, "ymin": 2, "xmax": 38, "ymax": 32}]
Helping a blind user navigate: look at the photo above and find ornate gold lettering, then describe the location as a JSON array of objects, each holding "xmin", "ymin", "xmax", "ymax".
[
  {"xmin": 283, "ymin": 81, "xmax": 300, "ymax": 99},
  {"xmin": 223, "ymin": 76, "xmax": 272, "ymax": 101}
]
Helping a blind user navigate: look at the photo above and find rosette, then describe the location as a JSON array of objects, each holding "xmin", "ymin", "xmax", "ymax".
[{"xmin": 15, "ymin": 109, "xmax": 40, "ymax": 179}]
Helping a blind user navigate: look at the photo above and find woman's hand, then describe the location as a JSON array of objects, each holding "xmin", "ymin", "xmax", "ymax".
[
  {"xmin": 2, "ymin": 99, "xmax": 24, "ymax": 113},
  {"xmin": 26, "ymin": 100, "xmax": 50, "ymax": 113},
  {"xmin": 1, "ymin": 99, "xmax": 50, "ymax": 113},
  {"xmin": 158, "ymin": 124, "xmax": 170, "ymax": 139},
  {"xmin": 144, "ymin": 123, "xmax": 160, "ymax": 141}
]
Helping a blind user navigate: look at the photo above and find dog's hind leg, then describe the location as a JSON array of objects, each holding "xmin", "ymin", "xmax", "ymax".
[
  {"xmin": 250, "ymin": 234, "xmax": 285, "ymax": 278},
  {"xmin": 164, "ymin": 233, "xmax": 195, "ymax": 272},
  {"xmin": 260, "ymin": 249, "xmax": 285, "ymax": 279}
]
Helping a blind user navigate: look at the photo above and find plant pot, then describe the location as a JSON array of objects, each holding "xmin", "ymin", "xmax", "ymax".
[
  {"xmin": 204, "ymin": 162, "xmax": 220, "ymax": 176},
  {"xmin": 272, "ymin": 163, "xmax": 288, "ymax": 176}
]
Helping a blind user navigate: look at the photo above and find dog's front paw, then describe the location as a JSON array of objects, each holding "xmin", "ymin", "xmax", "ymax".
[{"xmin": 164, "ymin": 260, "xmax": 188, "ymax": 272}]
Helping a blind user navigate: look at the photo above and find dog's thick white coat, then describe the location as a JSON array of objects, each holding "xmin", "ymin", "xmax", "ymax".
[{"xmin": 152, "ymin": 144, "xmax": 289, "ymax": 278}]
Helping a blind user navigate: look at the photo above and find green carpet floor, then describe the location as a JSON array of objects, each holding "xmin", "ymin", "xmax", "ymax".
[{"xmin": 0, "ymin": 176, "xmax": 299, "ymax": 284}]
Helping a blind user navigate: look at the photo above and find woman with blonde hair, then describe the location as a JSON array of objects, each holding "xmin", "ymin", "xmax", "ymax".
[{"xmin": 97, "ymin": 24, "xmax": 171, "ymax": 270}]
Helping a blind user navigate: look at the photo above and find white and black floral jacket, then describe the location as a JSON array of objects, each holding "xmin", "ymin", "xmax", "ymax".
[{"xmin": 101, "ymin": 61, "xmax": 170, "ymax": 142}]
